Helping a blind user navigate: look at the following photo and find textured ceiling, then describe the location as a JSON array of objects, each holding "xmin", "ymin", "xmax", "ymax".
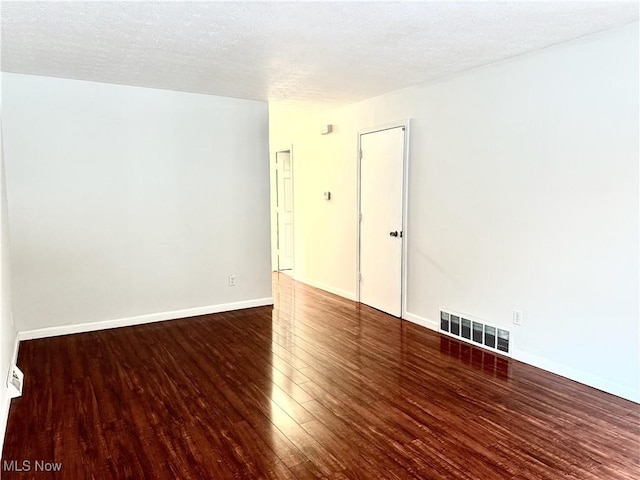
[{"xmin": 1, "ymin": 1, "xmax": 638, "ymax": 107}]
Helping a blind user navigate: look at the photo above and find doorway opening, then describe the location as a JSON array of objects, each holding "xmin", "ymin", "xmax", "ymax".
[{"xmin": 273, "ymin": 149, "xmax": 294, "ymax": 275}]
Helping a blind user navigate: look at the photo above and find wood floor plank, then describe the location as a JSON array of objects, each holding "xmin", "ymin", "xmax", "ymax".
[
  {"xmin": 300, "ymin": 400, "xmax": 415, "ymax": 480},
  {"xmin": 1, "ymin": 273, "xmax": 638, "ymax": 479}
]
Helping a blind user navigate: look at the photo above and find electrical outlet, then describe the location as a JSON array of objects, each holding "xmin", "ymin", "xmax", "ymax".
[
  {"xmin": 513, "ymin": 309, "xmax": 523, "ymax": 326},
  {"xmin": 228, "ymin": 275, "xmax": 236, "ymax": 287}
]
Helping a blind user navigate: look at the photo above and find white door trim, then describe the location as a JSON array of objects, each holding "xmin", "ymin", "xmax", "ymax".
[{"xmin": 356, "ymin": 119, "xmax": 411, "ymax": 318}]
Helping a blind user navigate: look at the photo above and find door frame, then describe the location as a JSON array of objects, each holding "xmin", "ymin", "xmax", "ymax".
[
  {"xmin": 356, "ymin": 119, "xmax": 411, "ymax": 318},
  {"xmin": 271, "ymin": 145, "xmax": 295, "ymax": 274}
]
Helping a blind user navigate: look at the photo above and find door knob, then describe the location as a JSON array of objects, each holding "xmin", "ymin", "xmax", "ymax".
[{"xmin": 389, "ymin": 231, "xmax": 399, "ymax": 237}]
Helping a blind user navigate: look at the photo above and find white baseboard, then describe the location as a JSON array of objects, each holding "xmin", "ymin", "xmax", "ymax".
[
  {"xmin": 17, "ymin": 297, "xmax": 274, "ymax": 341},
  {"xmin": 293, "ymin": 276, "xmax": 357, "ymax": 301},
  {"xmin": 403, "ymin": 311, "xmax": 638, "ymax": 403},
  {"xmin": 403, "ymin": 311, "xmax": 439, "ymax": 331},
  {"xmin": 511, "ymin": 348, "xmax": 639, "ymax": 404},
  {"xmin": 2, "ymin": 299, "xmax": 273, "ymax": 453}
]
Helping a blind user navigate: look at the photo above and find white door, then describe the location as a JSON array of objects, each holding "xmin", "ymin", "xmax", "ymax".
[
  {"xmin": 359, "ymin": 127, "xmax": 405, "ymax": 317},
  {"xmin": 276, "ymin": 151, "xmax": 294, "ymax": 271}
]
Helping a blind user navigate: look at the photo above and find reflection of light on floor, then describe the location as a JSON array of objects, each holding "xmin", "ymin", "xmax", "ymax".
[
  {"xmin": 439, "ymin": 336, "xmax": 510, "ymax": 380},
  {"xmin": 270, "ymin": 272, "xmax": 298, "ymax": 455}
]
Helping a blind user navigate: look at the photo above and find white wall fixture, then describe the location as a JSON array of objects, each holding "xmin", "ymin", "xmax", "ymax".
[
  {"xmin": 6, "ymin": 364, "xmax": 23, "ymax": 399},
  {"xmin": 321, "ymin": 125, "xmax": 332, "ymax": 135},
  {"xmin": 323, "ymin": 191, "xmax": 331, "ymax": 201}
]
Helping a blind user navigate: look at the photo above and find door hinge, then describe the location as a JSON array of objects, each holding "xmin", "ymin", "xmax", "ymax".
[
  {"xmin": 358, "ymin": 272, "xmax": 362, "ymax": 281},
  {"xmin": 358, "ymin": 213, "xmax": 362, "ymax": 222},
  {"xmin": 359, "ymin": 149, "xmax": 362, "ymax": 160}
]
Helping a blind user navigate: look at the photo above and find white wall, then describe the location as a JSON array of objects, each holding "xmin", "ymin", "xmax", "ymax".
[
  {"xmin": 2, "ymin": 74, "xmax": 272, "ymax": 333},
  {"xmin": 270, "ymin": 23, "xmax": 639, "ymax": 401},
  {"xmin": 0, "ymin": 116, "xmax": 17, "ymax": 454}
]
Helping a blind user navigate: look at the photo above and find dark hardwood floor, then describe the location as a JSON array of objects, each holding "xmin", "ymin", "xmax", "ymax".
[{"xmin": 2, "ymin": 273, "xmax": 639, "ymax": 479}]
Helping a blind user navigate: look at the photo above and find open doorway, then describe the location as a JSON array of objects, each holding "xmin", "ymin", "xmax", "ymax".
[{"xmin": 273, "ymin": 149, "xmax": 294, "ymax": 275}]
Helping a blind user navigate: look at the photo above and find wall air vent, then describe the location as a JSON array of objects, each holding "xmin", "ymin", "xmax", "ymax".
[{"xmin": 440, "ymin": 309, "xmax": 510, "ymax": 356}]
